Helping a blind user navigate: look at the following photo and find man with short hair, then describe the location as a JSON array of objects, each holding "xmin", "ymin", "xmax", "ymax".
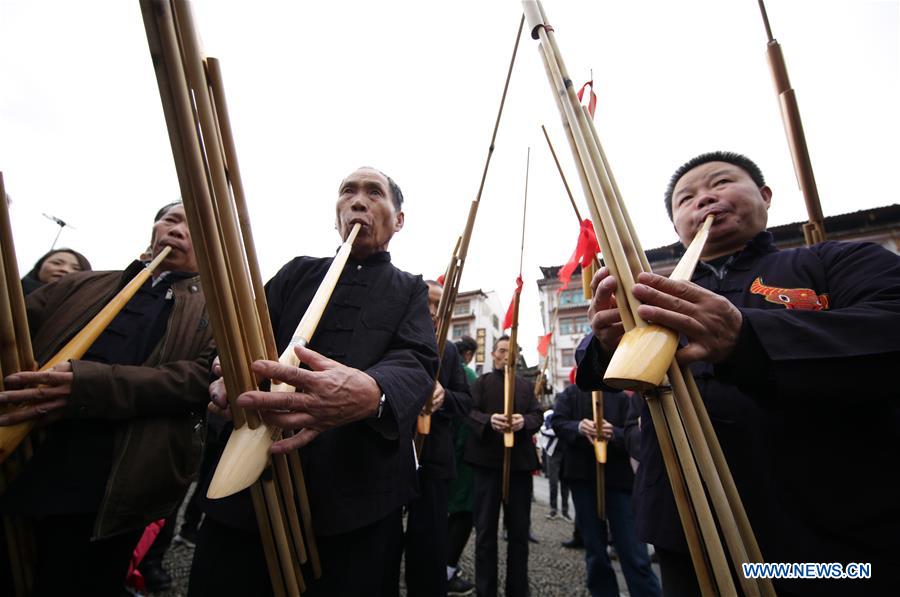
[
  {"xmin": 190, "ymin": 167, "xmax": 438, "ymax": 597},
  {"xmin": 578, "ymin": 151, "xmax": 900, "ymax": 596},
  {"xmin": 464, "ymin": 336, "xmax": 542, "ymax": 597},
  {"xmin": 0, "ymin": 202, "xmax": 214, "ymax": 596}
]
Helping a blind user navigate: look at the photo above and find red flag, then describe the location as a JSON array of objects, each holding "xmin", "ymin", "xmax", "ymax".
[
  {"xmin": 502, "ymin": 275, "xmax": 523, "ymax": 330},
  {"xmin": 558, "ymin": 219, "xmax": 601, "ymax": 293},
  {"xmin": 577, "ymin": 79, "xmax": 597, "ymax": 119},
  {"xmin": 537, "ymin": 331, "xmax": 553, "ymax": 357}
]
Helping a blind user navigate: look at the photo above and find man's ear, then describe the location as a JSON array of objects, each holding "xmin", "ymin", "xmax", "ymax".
[
  {"xmin": 394, "ymin": 211, "xmax": 405, "ymax": 233},
  {"xmin": 760, "ymin": 185, "xmax": 773, "ymax": 209}
]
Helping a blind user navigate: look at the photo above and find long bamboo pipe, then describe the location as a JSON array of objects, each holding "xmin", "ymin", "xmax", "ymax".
[
  {"xmin": 525, "ymin": 3, "xmax": 738, "ymax": 593},
  {"xmin": 140, "ymin": 2, "xmax": 303, "ymax": 593},
  {"xmin": 0, "ymin": 247, "xmax": 171, "ymax": 462},
  {"xmin": 0, "ymin": 175, "xmax": 34, "ymax": 374},
  {"xmin": 757, "ymin": 0, "xmax": 825, "ymax": 246},
  {"xmin": 207, "ymin": 224, "xmax": 361, "ymax": 500},
  {"xmin": 502, "ymin": 147, "xmax": 529, "ymax": 504},
  {"xmin": 528, "ymin": 4, "xmax": 774, "ymax": 594},
  {"xmin": 206, "ymin": 55, "xmax": 317, "ymax": 578}
]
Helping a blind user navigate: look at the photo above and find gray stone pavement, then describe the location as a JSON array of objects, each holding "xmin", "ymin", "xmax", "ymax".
[{"xmin": 144, "ymin": 475, "xmax": 659, "ymax": 596}]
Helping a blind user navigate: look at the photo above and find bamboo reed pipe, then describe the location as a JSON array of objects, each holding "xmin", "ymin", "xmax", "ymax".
[
  {"xmin": 540, "ymin": 126, "xmax": 583, "ymax": 222},
  {"xmin": 172, "ymin": 1, "xmax": 270, "ymax": 378},
  {"xmin": 603, "ymin": 215, "xmax": 714, "ymax": 391},
  {"xmin": 249, "ymin": 482, "xmax": 288, "ymax": 597},
  {"xmin": 142, "ymin": 0, "xmax": 253, "ymax": 430},
  {"xmin": 758, "ymin": 0, "xmax": 825, "ymax": 245},
  {"xmin": 537, "ymin": 33, "xmax": 644, "ymax": 320},
  {"xmin": 261, "ymin": 471, "xmax": 302, "ymax": 596},
  {"xmin": 525, "ymin": 3, "xmax": 736, "ymax": 592},
  {"xmin": 0, "ymin": 259, "xmax": 20, "ymax": 380},
  {"xmin": 502, "ymin": 367, "xmax": 513, "ymax": 504},
  {"xmin": 656, "ymin": 382, "xmax": 737, "ymax": 593},
  {"xmin": 207, "ymin": 224, "xmax": 362, "ymax": 500},
  {"xmin": 206, "ymin": 55, "xmax": 315, "ymax": 576},
  {"xmin": 0, "ymin": 247, "xmax": 171, "ymax": 462},
  {"xmin": 288, "ymin": 448, "xmax": 321, "ymax": 578},
  {"xmin": 683, "ymin": 367, "xmax": 776, "ymax": 596},
  {"xmin": 536, "ymin": 41, "xmax": 636, "ymax": 330},
  {"xmin": 644, "ymin": 396, "xmax": 717, "ymax": 596},
  {"xmin": 591, "ymin": 390, "xmax": 606, "ymax": 520},
  {"xmin": 667, "ymin": 364, "xmax": 762, "ymax": 596},
  {"xmin": 140, "ymin": 3, "xmax": 298, "ymax": 593},
  {"xmin": 578, "ymin": 92, "xmax": 777, "ymax": 592},
  {"xmin": 206, "ymin": 58, "xmax": 279, "ymax": 362},
  {"xmin": 0, "ymin": 179, "xmax": 34, "ymax": 372},
  {"xmin": 417, "ymin": 237, "xmax": 462, "ymax": 438}
]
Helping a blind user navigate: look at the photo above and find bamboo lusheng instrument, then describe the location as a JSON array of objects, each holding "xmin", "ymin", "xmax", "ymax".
[
  {"xmin": 757, "ymin": 0, "xmax": 825, "ymax": 246},
  {"xmin": 139, "ymin": 1, "xmax": 315, "ymax": 593},
  {"xmin": 0, "ymin": 245, "xmax": 171, "ymax": 462},
  {"xmin": 603, "ymin": 215, "xmax": 713, "ymax": 390},
  {"xmin": 0, "ymin": 173, "xmax": 37, "ymax": 597},
  {"xmin": 502, "ymin": 147, "xmax": 529, "ymax": 504},
  {"xmin": 208, "ymin": 223, "xmax": 361, "ymax": 500},
  {"xmin": 524, "ymin": 3, "xmax": 775, "ymax": 595},
  {"xmin": 416, "ymin": 14, "xmax": 524, "ymax": 447}
]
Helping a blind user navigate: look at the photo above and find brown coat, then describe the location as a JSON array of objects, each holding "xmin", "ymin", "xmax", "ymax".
[{"xmin": 26, "ymin": 262, "xmax": 215, "ymax": 538}]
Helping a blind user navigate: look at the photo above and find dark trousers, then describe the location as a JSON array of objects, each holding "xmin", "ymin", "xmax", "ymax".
[
  {"xmin": 447, "ymin": 511, "xmax": 473, "ymax": 568},
  {"xmin": 30, "ymin": 514, "xmax": 141, "ymax": 597},
  {"xmin": 403, "ymin": 471, "xmax": 449, "ymax": 597},
  {"xmin": 570, "ymin": 482, "xmax": 661, "ymax": 597},
  {"xmin": 189, "ymin": 509, "xmax": 403, "ymax": 597},
  {"xmin": 655, "ymin": 546, "xmax": 699, "ymax": 597},
  {"xmin": 472, "ymin": 466, "xmax": 532, "ymax": 597},
  {"xmin": 546, "ymin": 449, "xmax": 569, "ymax": 515}
]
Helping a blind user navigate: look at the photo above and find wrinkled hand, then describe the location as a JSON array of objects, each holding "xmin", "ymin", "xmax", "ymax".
[
  {"xmin": 588, "ymin": 267, "xmax": 624, "ymax": 354},
  {"xmin": 0, "ymin": 362, "xmax": 73, "ymax": 426},
  {"xmin": 430, "ymin": 381, "xmax": 445, "ymax": 413},
  {"xmin": 578, "ymin": 418, "xmax": 613, "ymax": 442},
  {"xmin": 236, "ymin": 345, "xmax": 382, "ymax": 453},
  {"xmin": 510, "ymin": 413, "xmax": 524, "ymax": 432},
  {"xmin": 632, "ymin": 272, "xmax": 743, "ymax": 364}
]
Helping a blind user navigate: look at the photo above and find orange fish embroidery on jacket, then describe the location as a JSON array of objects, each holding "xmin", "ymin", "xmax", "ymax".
[{"xmin": 750, "ymin": 277, "xmax": 829, "ymax": 311}]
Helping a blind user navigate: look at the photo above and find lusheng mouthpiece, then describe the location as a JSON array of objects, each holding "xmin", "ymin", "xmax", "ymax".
[{"xmin": 206, "ymin": 424, "xmax": 275, "ymax": 499}]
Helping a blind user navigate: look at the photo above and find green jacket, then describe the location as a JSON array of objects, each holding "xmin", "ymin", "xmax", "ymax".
[{"xmin": 25, "ymin": 262, "xmax": 215, "ymax": 538}]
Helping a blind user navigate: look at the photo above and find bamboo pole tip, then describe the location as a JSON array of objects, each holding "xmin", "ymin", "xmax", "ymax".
[{"xmin": 522, "ymin": 1, "xmax": 544, "ymax": 39}]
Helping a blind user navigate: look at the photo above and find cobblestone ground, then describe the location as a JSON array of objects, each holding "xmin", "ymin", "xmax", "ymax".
[{"xmin": 145, "ymin": 476, "xmax": 659, "ymax": 596}]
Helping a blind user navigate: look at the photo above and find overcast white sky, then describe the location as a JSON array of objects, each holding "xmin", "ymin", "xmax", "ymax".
[{"xmin": 1, "ymin": 0, "xmax": 898, "ymax": 366}]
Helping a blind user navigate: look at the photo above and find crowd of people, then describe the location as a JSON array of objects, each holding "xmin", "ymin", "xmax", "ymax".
[{"xmin": 1, "ymin": 153, "xmax": 898, "ymax": 596}]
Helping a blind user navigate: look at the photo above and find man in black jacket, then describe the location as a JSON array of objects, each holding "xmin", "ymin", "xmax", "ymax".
[
  {"xmin": 401, "ymin": 279, "xmax": 472, "ymax": 596},
  {"xmin": 190, "ymin": 167, "xmax": 438, "ymax": 597},
  {"xmin": 577, "ymin": 151, "xmax": 900, "ymax": 596},
  {"xmin": 552, "ymin": 374, "xmax": 660, "ymax": 597},
  {"xmin": 464, "ymin": 336, "xmax": 542, "ymax": 597},
  {"xmin": 0, "ymin": 202, "xmax": 214, "ymax": 596}
]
